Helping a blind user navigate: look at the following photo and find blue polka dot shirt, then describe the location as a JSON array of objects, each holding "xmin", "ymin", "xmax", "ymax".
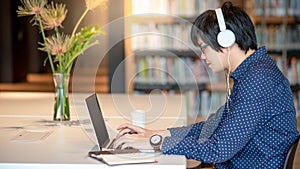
[{"xmin": 161, "ymin": 47, "xmax": 299, "ymax": 168}]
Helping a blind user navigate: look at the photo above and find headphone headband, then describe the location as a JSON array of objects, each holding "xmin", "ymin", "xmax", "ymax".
[
  {"xmin": 215, "ymin": 8, "xmax": 236, "ymax": 48},
  {"xmin": 215, "ymin": 8, "xmax": 226, "ymax": 32}
]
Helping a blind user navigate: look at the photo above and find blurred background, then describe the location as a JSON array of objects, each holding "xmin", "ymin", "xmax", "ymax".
[{"xmin": 1, "ymin": 0, "xmax": 300, "ymax": 118}]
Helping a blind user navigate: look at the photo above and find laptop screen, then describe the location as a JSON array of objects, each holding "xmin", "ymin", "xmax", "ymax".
[{"xmin": 85, "ymin": 93, "xmax": 110, "ymax": 149}]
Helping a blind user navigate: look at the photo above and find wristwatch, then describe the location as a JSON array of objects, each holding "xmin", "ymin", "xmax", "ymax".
[{"xmin": 150, "ymin": 134, "xmax": 162, "ymax": 151}]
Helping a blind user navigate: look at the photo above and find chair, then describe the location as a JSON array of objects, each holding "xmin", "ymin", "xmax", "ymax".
[
  {"xmin": 186, "ymin": 159, "xmax": 215, "ymax": 169},
  {"xmin": 283, "ymin": 136, "xmax": 300, "ymax": 169}
]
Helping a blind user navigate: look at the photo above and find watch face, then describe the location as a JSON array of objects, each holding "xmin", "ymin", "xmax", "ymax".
[{"xmin": 151, "ymin": 135, "xmax": 162, "ymax": 145}]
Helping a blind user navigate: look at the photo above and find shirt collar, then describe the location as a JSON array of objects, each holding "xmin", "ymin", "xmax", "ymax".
[{"xmin": 231, "ymin": 46, "xmax": 268, "ymax": 81}]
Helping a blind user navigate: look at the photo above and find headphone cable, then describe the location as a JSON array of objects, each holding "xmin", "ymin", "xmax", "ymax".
[{"xmin": 226, "ymin": 47, "xmax": 231, "ymax": 113}]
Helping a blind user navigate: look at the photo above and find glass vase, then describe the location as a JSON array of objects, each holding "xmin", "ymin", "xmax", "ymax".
[{"xmin": 53, "ymin": 73, "xmax": 70, "ymax": 121}]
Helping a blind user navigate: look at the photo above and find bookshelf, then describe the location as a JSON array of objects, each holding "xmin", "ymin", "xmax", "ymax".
[
  {"xmin": 124, "ymin": 0, "xmax": 226, "ymax": 118},
  {"xmin": 124, "ymin": 0, "xmax": 300, "ymax": 117},
  {"xmin": 251, "ymin": 0, "xmax": 300, "ymax": 58},
  {"xmin": 251, "ymin": 0, "xmax": 300, "ymax": 116}
]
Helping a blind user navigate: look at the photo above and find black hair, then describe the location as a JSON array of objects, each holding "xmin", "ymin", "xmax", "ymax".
[{"xmin": 191, "ymin": 1, "xmax": 257, "ymax": 53}]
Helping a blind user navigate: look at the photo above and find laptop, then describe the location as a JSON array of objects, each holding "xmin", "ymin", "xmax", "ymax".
[
  {"xmin": 85, "ymin": 93, "xmax": 159, "ymax": 165},
  {"xmin": 85, "ymin": 93, "xmax": 145, "ymax": 154}
]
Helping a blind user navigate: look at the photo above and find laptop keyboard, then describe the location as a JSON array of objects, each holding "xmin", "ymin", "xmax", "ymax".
[
  {"xmin": 107, "ymin": 139, "xmax": 116, "ymax": 149},
  {"xmin": 107, "ymin": 138, "xmax": 136, "ymax": 150}
]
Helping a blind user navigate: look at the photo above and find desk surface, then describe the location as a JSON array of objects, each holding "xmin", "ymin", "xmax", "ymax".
[{"xmin": 0, "ymin": 92, "xmax": 187, "ymax": 168}]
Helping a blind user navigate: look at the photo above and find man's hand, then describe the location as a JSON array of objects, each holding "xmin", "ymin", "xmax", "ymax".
[
  {"xmin": 116, "ymin": 123, "xmax": 155, "ymax": 139},
  {"xmin": 113, "ymin": 133, "xmax": 153, "ymax": 150},
  {"xmin": 114, "ymin": 123, "xmax": 168, "ymax": 149}
]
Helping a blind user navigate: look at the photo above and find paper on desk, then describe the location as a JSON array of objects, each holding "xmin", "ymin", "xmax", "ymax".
[
  {"xmin": 10, "ymin": 130, "xmax": 52, "ymax": 142},
  {"xmin": 90, "ymin": 153, "xmax": 157, "ymax": 166}
]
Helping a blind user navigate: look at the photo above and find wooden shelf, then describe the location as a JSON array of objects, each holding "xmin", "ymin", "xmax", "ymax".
[
  {"xmin": 291, "ymin": 84, "xmax": 300, "ymax": 91},
  {"xmin": 134, "ymin": 49, "xmax": 201, "ymax": 58},
  {"xmin": 0, "ymin": 72, "xmax": 109, "ymax": 93},
  {"xmin": 266, "ymin": 44, "xmax": 300, "ymax": 55},
  {"xmin": 255, "ymin": 16, "xmax": 296, "ymax": 24},
  {"xmin": 134, "ymin": 83, "xmax": 207, "ymax": 92}
]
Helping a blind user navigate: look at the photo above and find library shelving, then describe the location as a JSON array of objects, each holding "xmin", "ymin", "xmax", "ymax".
[
  {"xmin": 124, "ymin": 0, "xmax": 224, "ymax": 118},
  {"xmin": 252, "ymin": 0, "xmax": 300, "ymax": 57},
  {"xmin": 251, "ymin": 0, "xmax": 300, "ymax": 116},
  {"xmin": 124, "ymin": 0, "xmax": 300, "ymax": 117}
]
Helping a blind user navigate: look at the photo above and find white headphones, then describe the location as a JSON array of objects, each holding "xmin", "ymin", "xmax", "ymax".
[{"xmin": 215, "ymin": 8, "xmax": 236, "ymax": 48}]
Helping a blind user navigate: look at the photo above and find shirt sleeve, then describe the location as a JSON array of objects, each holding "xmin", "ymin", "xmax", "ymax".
[
  {"xmin": 167, "ymin": 122, "xmax": 205, "ymax": 139},
  {"xmin": 162, "ymin": 71, "xmax": 276, "ymax": 163}
]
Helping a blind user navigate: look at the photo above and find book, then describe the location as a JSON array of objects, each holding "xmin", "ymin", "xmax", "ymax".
[{"xmin": 89, "ymin": 152, "xmax": 157, "ymax": 166}]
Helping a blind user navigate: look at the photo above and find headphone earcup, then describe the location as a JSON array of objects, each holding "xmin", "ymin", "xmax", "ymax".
[{"xmin": 217, "ymin": 29, "xmax": 236, "ymax": 48}]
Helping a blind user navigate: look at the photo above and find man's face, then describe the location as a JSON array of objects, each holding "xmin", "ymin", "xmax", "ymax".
[{"xmin": 198, "ymin": 39, "xmax": 227, "ymax": 73}]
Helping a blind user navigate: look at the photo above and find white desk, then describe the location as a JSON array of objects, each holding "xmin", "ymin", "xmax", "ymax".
[{"xmin": 0, "ymin": 92, "xmax": 187, "ymax": 169}]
